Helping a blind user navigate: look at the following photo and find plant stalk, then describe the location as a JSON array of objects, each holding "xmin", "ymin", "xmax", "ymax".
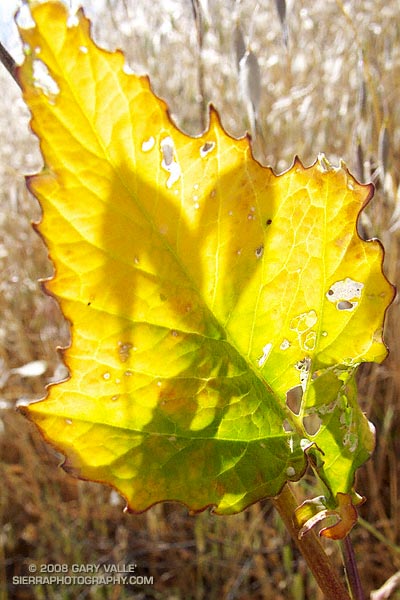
[
  {"xmin": 0, "ymin": 42, "xmax": 20, "ymax": 87},
  {"xmin": 190, "ymin": 0, "xmax": 207, "ymax": 132},
  {"xmin": 272, "ymin": 484, "xmax": 351, "ymax": 600},
  {"xmin": 342, "ymin": 535, "xmax": 365, "ymax": 600}
]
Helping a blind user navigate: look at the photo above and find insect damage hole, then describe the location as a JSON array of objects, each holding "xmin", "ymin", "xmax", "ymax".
[
  {"xmin": 161, "ymin": 137, "xmax": 174, "ymax": 166},
  {"xmin": 280, "ymin": 339, "xmax": 290, "ymax": 350},
  {"xmin": 141, "ymin": 136, "xmax": 155, "ymax": 152},
  {"xmin": 32, "ymin": 60, "xmax": 60, "ymax": 100},
  {"xmin": 160, "ymin": 136, "xmax": 181, "ymax": 188},
  {"xmin": 303, "ymin": 413, "xmax": 322, "ymax": 436},
  {"xmin": 286, "ymin": 385, "xmax": 303, "ymax": 416},
  {"xmin": 326, "ymin": 277, "xmax": 364, "ymax": 312},
  {"xmin": 200, "ymin": 141, "xmax": 215, "ymax": 157},
  {"xmin": 257, "ymin": 342, "xmax": 272, "ymax": 367},
  {"xmin": 337, "ymin": 300, "xmax": 355, "ymax": 311},
  {"xmin": 282, "ymin": 419, "xmax": 294, "ymax": 432}
]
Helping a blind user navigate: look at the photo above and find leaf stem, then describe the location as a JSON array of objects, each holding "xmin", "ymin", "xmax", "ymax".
[{"xmin": 272, "ymin": 483, "xmax": 351, "ymax": 600}]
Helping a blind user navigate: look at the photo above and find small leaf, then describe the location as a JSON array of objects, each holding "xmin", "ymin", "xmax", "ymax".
[
  {"xmin": 18, "ymin": 3, "xmax": 394, "ymax": 514},
  {"xmin": 319, "ymin": 493, "xmax": 359, "ymax": 540},
  {"xmin": 295, "ymin": 492, "xmax": 360, "ymax": 540}
]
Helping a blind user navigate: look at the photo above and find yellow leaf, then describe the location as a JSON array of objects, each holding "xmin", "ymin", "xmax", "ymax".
[{"xmin": 18, "ymin": 2, "xmax": 394, "ymax": 514}]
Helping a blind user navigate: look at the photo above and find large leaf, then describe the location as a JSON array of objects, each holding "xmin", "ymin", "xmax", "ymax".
[{"xmin": 19, "ymin": 2, "xmax": 393, "ymax": 514}]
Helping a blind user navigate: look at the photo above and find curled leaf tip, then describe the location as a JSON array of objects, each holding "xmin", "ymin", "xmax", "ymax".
[{"xmin": 295, "ymin": 493, "xmax": 361, "ymax": 541}]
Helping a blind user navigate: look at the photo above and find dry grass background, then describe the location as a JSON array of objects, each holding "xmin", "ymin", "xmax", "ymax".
[{"xmin": 0, "ymin": 0, "xmax": 399, "ymax": 598}]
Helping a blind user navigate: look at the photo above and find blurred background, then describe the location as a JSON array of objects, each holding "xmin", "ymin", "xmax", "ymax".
[{"xmin": 0, "ymin": 0, "xmax": 399, "ymax": 598}]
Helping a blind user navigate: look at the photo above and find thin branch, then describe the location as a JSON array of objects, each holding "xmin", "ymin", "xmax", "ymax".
[
  {"xmin": 0, "ymin": 41, "xmax": 20, "ymax": 88},
  {"xmin": 342, "ymin": 535, "xmax": 365, "ymax": 600}
]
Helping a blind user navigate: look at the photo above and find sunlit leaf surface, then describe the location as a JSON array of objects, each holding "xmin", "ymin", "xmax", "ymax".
[{"xmin": 19, "ymin": 2, "xmax": 394, "ymax": 514}]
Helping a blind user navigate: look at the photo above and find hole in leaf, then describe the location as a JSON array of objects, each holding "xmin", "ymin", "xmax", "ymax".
[
  {"xmin": 200, "ymin": 141, "xmax": 215, "ymax": 157},
  {"xmin": 32, "ymin": 60, "xmax": 60, "ymax": 100},
  {"xmin": 257, "ymin": 342, "xmax": 272, "ymax": 367},
  {"xmin": 282, "ymin": 419, "xmax": 294, "ymax": 432},
  {"xmin": 337, "ymin": 300, "xmax": 355, "ymax": 311},
  {"xmin": 160, "ymin": 136, "xmax": 181, "ymax": 188},
  {"xmin": 286, "ymin": 385, "xmax": 303, "ymax": 415},
  {"xmin": 326, "ymin": 278, "xmax": 364, "ymax": 304},
  {"xmin": 161, "ymin": 137, "xmax": 174, "ymax": 166},
  {"xmin": 280, "ymin": 339, "xmax": 290, "ymax": 350},
  {"xmin": 295, "ymin": 359, "xmax": 309, "ymax": 370},
  {"xmin": 266, "ymin": 218, "xmax": 272, "ymax": 226},
  {"xmin": 141, "ymin": 136, "xmax": 155, "ymax": 152},
  {"xmin": 303, "ymin": 413, "xmax": 322, "ymax": 436}
]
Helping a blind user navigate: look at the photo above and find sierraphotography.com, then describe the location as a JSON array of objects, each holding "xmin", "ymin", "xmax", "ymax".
[{"xmin": 12, "ymin": 575, "xmax": 154, "ymax": 586}]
